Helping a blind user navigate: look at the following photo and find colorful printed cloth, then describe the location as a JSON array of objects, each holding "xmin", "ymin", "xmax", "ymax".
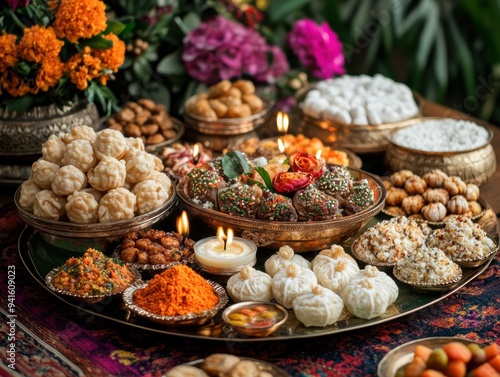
[{"xmin": 0, "ymin": 201, "xmax": 499, "ymax": 377}]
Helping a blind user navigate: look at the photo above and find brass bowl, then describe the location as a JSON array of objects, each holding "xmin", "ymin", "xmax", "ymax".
[
  {"xmin": 176, "ymin": 167, "xmax": 386, "ymax": 253},
  {"xmin": 294, "ymin": 85, "xmax": 423, "ymax": 154},
  {"xmin": 384, "ymin": 117, "xmax": 496, "ymax": 186},
  {"xmin": 14, "ymin": 185, "xmax": 178, "ymax": 252},
  {"xmin": 123, "ymin": 280, "xmax": 228, "ymax": 326},
  {"xmin": 183, "ymin": 94, "xmax": 272, "ymax": 135},
  {"xmin": 144, "ymin": 117, "xmax": 185, "ymax": 153}
]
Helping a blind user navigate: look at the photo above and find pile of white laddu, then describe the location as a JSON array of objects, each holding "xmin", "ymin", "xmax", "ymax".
[
  {"xmin": 300, "ymin": 74, "xmax": 419, "ymax": 125},
  {"xmin": 391, "ymin": 118, "xmax": 490, "ymax": 151}
]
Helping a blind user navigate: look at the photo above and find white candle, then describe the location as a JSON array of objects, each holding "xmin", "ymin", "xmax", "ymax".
[{"xmin": 194, "ymin": 236, "xmax": 257, "ymax": 270}]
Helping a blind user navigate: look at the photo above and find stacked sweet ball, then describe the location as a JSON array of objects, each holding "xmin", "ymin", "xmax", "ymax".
[
  {"xmin": 384, "ymin": 169, "xmax": 482, "ymax": 222},
  {"xmin": 181, "ymin": 151, "xmax": 375, "ymax": 222},
  {"xmin": 185, "ymin": 79, "xmax": 265, "ymax": 120},
  {"xmin": 300, "ymin": 74, "xmax": 419, "ymax": 125},
  {"xmin": 17, "ymin": 126, "xmax": 173, "ymax": 223},
  {"xmin": 226, "ymin": 244, "xmax": 399, "ymax": 327},
  {"xmin": 106, "ymin": 99, "xmax": 179, "ymax": 147}
]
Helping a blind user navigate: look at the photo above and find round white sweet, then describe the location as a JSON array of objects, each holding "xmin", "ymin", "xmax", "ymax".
[{"xmin": 301, "ymin": 74, "xmax": 419, "ymax": 125}]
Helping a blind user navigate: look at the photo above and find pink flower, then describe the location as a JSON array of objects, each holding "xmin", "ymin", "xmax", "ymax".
[
  {"xmin": 7, "ymin": 0, "xmax": 30, "ymax": 9},
  {"xmin": 287, "ymin": 18, "xmax": 345, "ymax": 79},
  {"xmin": 182, "ymin": 15, "xmax": 288, "ymax": 85}
]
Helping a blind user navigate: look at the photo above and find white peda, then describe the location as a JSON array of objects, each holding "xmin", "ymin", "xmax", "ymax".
[
  {"xmin": 311, "ymin": 245, "xmax": 358, "ymax": 269},
  {"xmin": 271, "ymin": 264, "xmax": 317, "ymax": 309},
  {"xmin": 312, "ymin": 255, "xmax": 359, "ymax": 295},
  {"xmin": 292, "ymin": 284, "xmax": 344, "ymax": 327},
  {"xmin": 98, "ymin": 187, "xmax": 136, "ymax": 223},
  {"xmin": 165, "ymin": 365, "xmax": 209, "ymax": 377},
  {"xmin": 87, "ymin": 156, "xmax": 126, "ymax": 191},
  {"xmin": 149, "ymin": 170, "xmax": 172, "ymax": 193},
  {"xmin": 61, "ymin": 139, "xmax": 97, "ymax": 172},
  {"xmin": 51, "ymin": 165, "xmax": 88, "ymax": 196},
  {"xmin": 18, "ymin": 179, "xmax": 42, "ymax": 212},
  {"xmin": 33, "ymin": 190, "xmax": 67, "ymax": 221},
  {"xmin": 131, "ymin": 179, "xmax": 169, "ymax": 215},
  {"xmin": 341, "ymin": 265, "xmax": 399, "ymax": 320},
  {"xmin": 31, "ymin": 159, "xmax": 60, "ymax": 189},
  {"xmin": 93, "ymin": 129, "xmax": 127, "ymax": 160},
  {"xmin": 65, "ymin": 191, "xmax": 99, "ymax": 224},
  {"xmin": 41, "ymin": 134, "xmax": 66, "ymax": 165},
  {"xmin": 62, "ymin": 125, "xmax": 97, "ymax": 144},
  {"xmin": 125, "ymin": 150, "xmax": 156, "ymax": 184},
  {"xmin": 226, "ymin": 265, "xmax": 273, "ymax": 302},
  {"xmin": 264, "ymin": 245, "xmax": 311, "ymax": 277}
]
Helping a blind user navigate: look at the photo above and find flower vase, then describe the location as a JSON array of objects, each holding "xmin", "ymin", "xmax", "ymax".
[{"xmin": 0, "ymin": 100, "xmax": 100, "ymax": 185}]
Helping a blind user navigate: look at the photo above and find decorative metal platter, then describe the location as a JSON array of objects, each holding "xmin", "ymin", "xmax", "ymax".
[{"xmin": 18, "ymin": 207, "xmax": 499, "ymax": 342}]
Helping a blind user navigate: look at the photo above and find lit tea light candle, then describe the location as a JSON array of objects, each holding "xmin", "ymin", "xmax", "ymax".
[
  {"xmin": 176, "ymin": 210, "xmax": 189, "ymax": 245},
  {"xmin": 276, "ymin": 111, "xmax": 289, "ymax": 135},
  {"xmin": 194, "ymin": 227, "xmax": 257, "ymax": 273},
  {"xmin": 192, "ymin": 143, "xmax": 201, "ymax": 164}
]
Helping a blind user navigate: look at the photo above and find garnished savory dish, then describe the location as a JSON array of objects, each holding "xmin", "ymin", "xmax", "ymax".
[{"xmin": 50, "ymin": 248, "xmax": 136, "ymax": 296}]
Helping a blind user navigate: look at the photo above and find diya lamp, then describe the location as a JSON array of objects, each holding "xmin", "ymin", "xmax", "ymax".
[
  {"xmin": 194, "ymin": 227, "xmax": 257, "ymax": 275},
  {"xmin": 176, "ymin": 210, "xmax": 190, "ymax": 246}
]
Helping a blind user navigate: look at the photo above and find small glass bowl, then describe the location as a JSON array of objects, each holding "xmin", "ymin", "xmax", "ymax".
[
  {"xmin": 45, "ymin": 267, "xmax": 142, "ymax": 304},
  {"xmin": 222, "ymin": 301, "xmax": 288, "ymax": 338},
  {"xmin": 122, "ymin": 280, "xmax": 228, "ymax": 326}
]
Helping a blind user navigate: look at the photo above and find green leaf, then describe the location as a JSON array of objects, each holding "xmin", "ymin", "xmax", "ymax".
[
  {"xmin": 104, "ymin": 20, "xmax": 127, "ymax": 36},
  {"xmin": 222, "ymin": 151, "xmax": 252, "ymax": 179},
  {"xmin": 266, "ymin": 0, "xmax": 310, "ymax": 23},
  {"xmin": 447, "ymin": 17, "xmax": 474, "ymax": 96},
  {"xmin": 183, "ymin": 12, "xmax": 201, "ymax": 31},
  {"xmin": 5, "ymin": 95, "xmax": 35, "ymax": 113},
  {"xmin": 255, "ymin": 167, "xmax": 275, "ymax": 192},
  {"xmin": 156, "ymin": 49, "xmax": 185, "ymax": 75},
  {"xmin": 78, "ymin": 35, "xmax": 113, "ymax": 50},
  {"xmin": 433, "ymin": 25, "xmax": 448, "ymax": 102}
]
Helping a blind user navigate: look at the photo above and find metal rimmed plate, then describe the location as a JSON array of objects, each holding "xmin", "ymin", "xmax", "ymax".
[
  {"xmin": 392, "ymin": 266, "xmax": 463, "ymax": 294},
  {"xmin": 122, "ymin": 280, "xmax": 228, "ymax": 326},
  {"xmin": 377, "ymin": 337, "xmax": 480, "ymax": 377}
]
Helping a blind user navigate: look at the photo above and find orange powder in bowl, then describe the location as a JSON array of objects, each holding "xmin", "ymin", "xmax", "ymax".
[{"xmin": 133, "ymin": 264, "xmax": 219, "ymax": 316}]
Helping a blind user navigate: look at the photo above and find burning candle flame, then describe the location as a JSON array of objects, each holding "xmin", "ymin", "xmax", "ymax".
[
  {"xmin": 192, "ymin": 143, "xmax": 200, "ymax": 164},
  {"xmin": 176, "ymin": 210, "xmax": 189, "ymax": 241},
  {"xmin": 217, "ymin": 227, "xmax": 234, "ymax": 250},
  {"xmin": 315, "ymin": 149, "xmax": 322, "ymax": 160},
  {"xmin": 277, "ymin": 138, "xmax": 286, "ymax": 154},
  {"xmin": 276, "ymin": 111, "xmax": 289, "ymax": 134}
]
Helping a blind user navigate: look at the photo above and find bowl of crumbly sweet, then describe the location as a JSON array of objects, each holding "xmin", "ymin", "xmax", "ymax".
[
  {"xmin": 14, "ymin": 125, "xmax": 177, "ymax": 250},
  {"xmin": 385, "ymin": 117, "xmax": 496, "ymax": 186},
  {"xmin": 176, "ymin": 151, "xmax": 386, "ymax": 252},
  {"xmin": 295, "ymin": 74, "xmax": 422, "ymax": 154}
]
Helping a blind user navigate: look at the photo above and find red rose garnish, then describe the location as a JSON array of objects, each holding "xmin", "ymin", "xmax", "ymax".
[
  {"xmin": 289, "ymin": 152, "xmax": 324, "ymax": 178},
  {"xmin": 273, "ymin": 172, "xmax": 313, "ymax": 194}
]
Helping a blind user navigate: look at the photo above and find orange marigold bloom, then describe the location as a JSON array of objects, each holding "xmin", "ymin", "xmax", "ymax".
[
  {"xmin": 52, "ymin": 0, "xmax": 107, "ymax": 44},
  {"xmin": 36, "ymin": 58, "xmax": 65, "ymax": 92},
  {"xmin": 66, "ymin": 47, "xmax": 103, "ymax": 90},
  {"xmin": 18, "ymin": 25, "xmax": 64, "ymax": 63},
  {"xmin": 0, "ymin": 33, "xmax": 19, "ymax": 73},
  {"xmin": 92, "ymin": 33, "xmax": 126, "ymax": 73},
  {"xmin": 1, "ymin": 69, "xmax": 37, "ymax": 97}
]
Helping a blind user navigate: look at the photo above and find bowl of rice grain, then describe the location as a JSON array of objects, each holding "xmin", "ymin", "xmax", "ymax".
[{"xmin": 385, "ymin": 117, "xmax": 496, "ymax": 186}]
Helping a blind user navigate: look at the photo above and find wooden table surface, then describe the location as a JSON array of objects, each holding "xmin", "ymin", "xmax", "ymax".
[{"xmin": 420, "ymin": 99, "xmax": 500, "ymax": 216}]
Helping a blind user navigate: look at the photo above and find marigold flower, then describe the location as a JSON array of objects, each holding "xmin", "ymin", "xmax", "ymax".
[
  {"xmin": 52, "ymin": 0, "xmax": 107, "ymax": 44},
  {"xmin": 92, "ymin": 33, "xmax": 126, "ymax": 73},
  {"xmin": 287, "ymin": 18, "xmax": 345, "ymax": 79},
  {"xmin": 18, "ymin": 25, "xmax": 64, "ymax": 63},
  {"xmin": 0, "ymin": 33, "xmax": 19, "ymax": 73},
  {"xmin": 36, "ymin": 58, "xmax": 65, "ymax": 92},
  {"xmin": 1, "ymin": 69, "xmax": 36, "ymax": 97},
  {"xmin": 66, "ymin": 47, "xmax": 103, "ymax": 90}
]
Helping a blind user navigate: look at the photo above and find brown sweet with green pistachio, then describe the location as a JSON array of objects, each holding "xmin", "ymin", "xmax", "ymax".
[{"xmin": 292, "ymin": 185, "xmax": 339, "ymax": 221}]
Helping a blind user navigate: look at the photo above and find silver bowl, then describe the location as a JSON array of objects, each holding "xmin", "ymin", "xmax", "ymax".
[
  {"xmin": 45, "ymin": 267, "xmax": 142, "ymax": 304},
  {"xmin": 123, "ymin": 279, "xmax": 228, "ymax": 326},
  {"xmin": 176, "ymin": 166, "xmax": 386, "ymax": 253}
]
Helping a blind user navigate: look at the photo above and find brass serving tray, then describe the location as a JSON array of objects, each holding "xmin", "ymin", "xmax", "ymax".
[{"xmin": 18, "ymin": 205, "xmax": 499, "ymax": 342}]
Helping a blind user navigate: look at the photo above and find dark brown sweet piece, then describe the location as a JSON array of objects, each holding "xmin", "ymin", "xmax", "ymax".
[
  {"xmin": 343, "ymin": 179, "xmax": 375, "ymax": 216},
  {"xmin": 293, "ymin": 185, "xmax": 339, "ymax": 221},
  {"xmin": 257, "ymin": 190, "xmax": 298, "ymax": 222},
  {"xmin": 217, "ymin": 181, "xmax": 263, "ymax": 218},
  {"xmin": 314, "ymin": 169, "xmax": 353, "ymax": 202},
  {"xmin": 186, "ymin": 167, "xmax": 226, "ymax": 205}
]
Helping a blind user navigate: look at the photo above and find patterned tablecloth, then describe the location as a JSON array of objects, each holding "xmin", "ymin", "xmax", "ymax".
[{"xmin": 0, "ymin": 201, "xmax": 499, "ymax": 377}]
